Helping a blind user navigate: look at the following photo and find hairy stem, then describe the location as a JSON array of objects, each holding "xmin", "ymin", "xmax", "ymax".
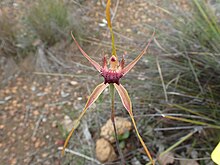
[{"xmin": 109, "ymin": 84, "xmax": 125, "ymax": 165}]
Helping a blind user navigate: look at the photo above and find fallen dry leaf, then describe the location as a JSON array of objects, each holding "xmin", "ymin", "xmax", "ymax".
[
  {"xmin": 158, "ymin": 152, "xmax": 175, "ymax": 165},
  {"xmin": 180, "ymin": 159, "xmax": 199, "ymax": 165}
]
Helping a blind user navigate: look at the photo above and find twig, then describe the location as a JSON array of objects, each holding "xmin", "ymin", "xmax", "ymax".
[
  {"xmin": 185, "ymin": 54, "xmax": 204, "ymax": 94},
  {"xmin": 111, "ymin": 0, "xmax": 120, "ymax": 23},
  {"xmin": 32, "ymin": 112, "xmax": 44, "ymax": 137},
  {"xmin": 154, "ymin": 126, "xmax": 205, "ymax": 131},
  {"xmin": 58, "ymin": 147, "xmax": 103, "ymax": 165},
  {"xmin": 156, "ymin": 56, "xmax": 168, "ymax": 102},
  {"xmin": 46, "ymin": 50, "xmax": 69, "ymax": 68},
  {"xmin": 24, "ymin": 105, "xmax": 31, "ymax": 127},
  {"xmin": 154, "ymin": 37, "xmax": 168, "ymax": 53},
  {"xmin": 34, "ymin": 72, "xmax": 90, "ymax": 78}
]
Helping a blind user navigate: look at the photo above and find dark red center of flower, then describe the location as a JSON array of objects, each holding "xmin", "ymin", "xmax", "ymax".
[
  {"xmin": 101, "ymin": 68, "xmax": 123, "ymax": 85},
  {"xmin": 110, "ymin": 56, "xmax": 116, "ymax": 62}
]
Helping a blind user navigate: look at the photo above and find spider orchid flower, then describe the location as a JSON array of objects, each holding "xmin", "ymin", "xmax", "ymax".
[{"xmin": 62, "ymin": 0, "xmax": 155, "ymax": 164}]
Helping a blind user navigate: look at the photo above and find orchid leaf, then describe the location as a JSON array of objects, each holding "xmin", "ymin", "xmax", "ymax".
[
  {"xmin": 122, "ymin": 31, "xmax": 155, "ymax": 76},
  {"xmin": 71, "ymin": 32, "xmax": 102, "ymax": 72},
  {"xmin": 114, "ymin": 84, "xmax": 154, "ymax": 165},
  {"xmin": 106, "ymin": 0, "xmax": 117, "ymax": 57},
  {"xmin": 62, "ymin": 82, "xmax": 109, "ymax": 155}
]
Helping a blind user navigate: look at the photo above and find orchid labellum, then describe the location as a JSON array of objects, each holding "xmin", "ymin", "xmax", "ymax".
[{"xmin": 62, "ymin": 0, "xmax": 155, "ymax": 164}]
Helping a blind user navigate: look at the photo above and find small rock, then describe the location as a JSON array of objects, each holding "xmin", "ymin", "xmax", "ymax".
[
  {"xmin": 42, "ymin": 152, "xmax": 48, "ymax": 158},
  {"xmin": 42, "ymin": 117, "xmax": 47, "ymax": 122},
  {"xmin": 16, "ymin": 104, "xmax": 22, "ymax": 108},
  {"xmin": 36, "ymin": 92, "xmax": 47, "ymax": 97},
  {"xmin": 70, "ymin": 81, "xmax": 78, "ymax": 86},
  {"xmin": 13, "ymin": 2, "xmax": 19, "ymax": 7},
  {"xmin": 0, "ymin": 100, "xmax": 5, "ymax": 104},
  {"xmin": 52, "ymin": 121, "xmax": 57, "ymax": 128},
  {"xmin": 4, "ymin": 96, "xmax": 12, "ymax": 101},
  {"xmin": 96, "ymin": 138, "xmax": 117, "ymax": 163},
  {"xmin": 100, "ymin": 117, "xmax": 132, "ymax": 143},
  {"xmin": 31, "ymin": 136, "xmax": 37, "ymax": 142},
  {"xmin": 11, "ymin": 87, "xmax": 17, "ymax": 94},
  {"xmin": 61, "ymin": 90, "xmax": 70, "ymax": 98},
  {"xmin": 31, "ymin": 86, "xmax": 36, "ymax": 92},
  {"xmin": 44, "ymin": 87, "xmax": 51, "ymax": 93},
  {"xmin": 77, "ymin": 97, "xmax": 82, "ymax": 100},
  {"xmin": 4, "ymin": 89, "xmax": 10, "ymax": 94},
  {"xmin": 23, "ymin": 85, "xmax": 28, "ymax": 90},
  {"xmin": 34, "ymin": 140, "xmax": 41, "ymax": 148},
  {"xmin": 99, "ymin": 23, "xmax": 106, "ymax": 27},
  {"xmin": 0, "ymin": 125, "xmax": 4, "ymax": 129},
  {"xmin": 10, "ymin": 158, "xmax": 17, "ymax": 165},
  {"xmin": 33, "ymin": 110, "xmax": 39, "ymax": 116},
  {"xmin": 12, "ymin": 100, "xmax": 17, "ymax": 106}
]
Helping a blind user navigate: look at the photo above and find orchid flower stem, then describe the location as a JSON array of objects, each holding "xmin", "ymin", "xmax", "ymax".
[
  {"xmin": 109, "ymin": 84, "xmax": 125, "ymax": 165},
  {"xmin": 106, "ymin": 0, "xmax": 117, "ymax": 57},
  {"xmin": 110, "ymin": 28, "xmax": 117, "ymax": 56}
]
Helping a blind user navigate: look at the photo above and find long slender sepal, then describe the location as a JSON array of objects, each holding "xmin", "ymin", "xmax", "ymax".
[
  {"xmin": 129, "ymin": 115, "xmax": 154, "ymax": 165},
  {"xmin": 106, "ymin": 0, "xmax": 117, "ymax": 57},
  {"xmin": 62, "ymin": 83, "xmax": 109, "ymax": 155},
  {"xmin": 71, "ymin": 32, "xmax": 102, "ymax": 72},
  {"xmin": 114, "ymin": 84, "xmax": 132, "ymax": 114},
  {"xmin": 122, "ymin": 31, "xmax": 155, "ymax": 76},
  {"xmin": 114, "ymin": 84, "xmax": 154, "ymax": 165}
]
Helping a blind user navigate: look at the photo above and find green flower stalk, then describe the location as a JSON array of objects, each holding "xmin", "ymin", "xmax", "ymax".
[{"xmin": 62, "ymin": 0, "xmax": 155, "ymax": 164}]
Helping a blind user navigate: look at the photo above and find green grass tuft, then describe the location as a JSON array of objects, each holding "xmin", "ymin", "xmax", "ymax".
[
  {"xmin": 27, "ymin": 0, "xmax": 80, "ymax": 46},
  {"xmin": 0, "ymin": 11, "xmax": 17, "ymax": 56},
  {"xmin": 140, "ymin": 0, "xmax": 220, "ymax": 163}
]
